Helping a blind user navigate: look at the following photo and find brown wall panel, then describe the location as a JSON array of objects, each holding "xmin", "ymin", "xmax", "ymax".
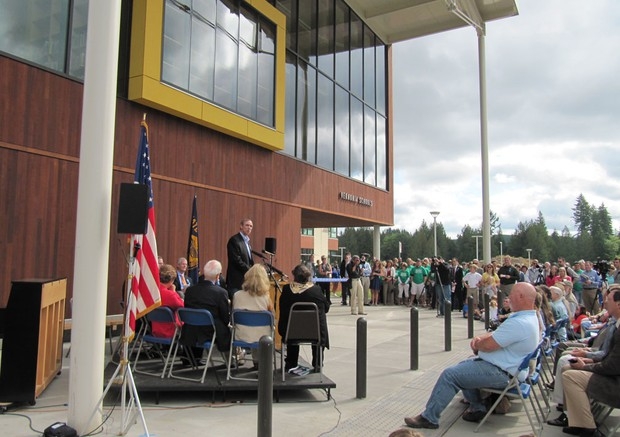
[{"xmin": 0, "ymin": 55, "xmax": 392, "ymax": 314}]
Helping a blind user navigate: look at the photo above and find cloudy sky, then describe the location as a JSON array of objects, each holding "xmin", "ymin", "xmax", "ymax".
[{"xmin": 390, "ymin": 0, "xmax": 620, "ymax": 238}]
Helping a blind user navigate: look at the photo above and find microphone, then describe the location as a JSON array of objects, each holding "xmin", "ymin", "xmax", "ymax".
[
  {"xmin": 265, "ymin": 262, "xmax": 288, "ymax": 279},
  {"xmin": 262, "ymin": 249, "xmax": 275, "ymax": 256},
  {"xmin": 251, "ymin": 249, "xmax": 267, "ymax": 260},
  {"xmin": 133, "ymin": 242, "xmax": 141, "ymax": 259}
]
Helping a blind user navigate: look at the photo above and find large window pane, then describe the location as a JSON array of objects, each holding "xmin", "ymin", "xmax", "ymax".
[
  {"xmin": 163, "ymin": 1, "xmax": 191, "ymax": 89},
  {"xmin": 376, "ymin": 115, "xmax": 386, "ymax": 189},
  {"xmin": 316, "ymin": 72, "xmax": 334, "ymax": 170},
  {"xmin": 189, "ymin": 15, "xmax": 216, "ymax": 100},
  {"xmin": 334, "ymin": 0, "xmax": 349, "ymax": 88},
  {"xmin": 284, "ymin": 52, "xmax": 297, "ymax": 156},
  {"xmin": 334, "ymin": 85, "xmax": 349, "ymax": 176},
  {"xmin": 0, "ymin": 1, "xmax": 70, "ymax": 72},
  {"xmin": 363, "ymin": 105, "xmax": 375, "ymax": 185},
  {"xmin": 68, "ymin": 0, "xmax": 88, "ymax": 78},
  {"xmin": 317, "ymin": 0, "xmax": 334, "ymax": 78},
  {"xmin": 349, "ymin": 13, "xmax": 363, "ymax": 98},
  {"xmin": 275, "ymin": 0, "xmax": 296, "ymax": 51},
  {"xmin": 350, "ymin": 97, "xmax": 363, "ymax": 181},
  {"xmin": 257, "ymin": 20, "xmax": 275, "ymax": 126},
  {"xmin": 214, "ymin": 26, "xmax": 238, "ymax": 110},
  {"xmin": 297, "ymin": 0, "xmax": 316, "ymax": 65},
  {"xmin": 375, "ymin": 43, "xmax": 386, "ymax": 115},
  {"xmin": 237, "ymin": 7, "xmax": 258, "ymax": 119},
  {"xmin": 363, "ymin": 26, "xmax": 375, "ymax": 108},
  {"xmin": 297, "ymin": 62, "xmax": 316, "ymax": 163}
]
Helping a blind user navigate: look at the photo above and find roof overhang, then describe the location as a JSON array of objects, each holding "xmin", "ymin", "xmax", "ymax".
[{"xmin": 346, "ymin": 0, "xmax": 519, "ymax": 44}]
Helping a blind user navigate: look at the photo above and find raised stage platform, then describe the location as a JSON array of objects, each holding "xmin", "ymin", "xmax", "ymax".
[{"xmin": 104, "ymin": 355, "xmax": 336, "ymax": 405}]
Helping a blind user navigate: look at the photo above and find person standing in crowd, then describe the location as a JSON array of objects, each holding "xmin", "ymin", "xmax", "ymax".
[
  {"xmin": 451, "ymin": 258, "xmax": 464, "ymax": 311},
  {"xmin": 581, "ymin": 261, "xmax": 602, "ymax": 314},
  {"xmin": 396, "ymin": 262, "xmax": 411, "ymax": 306},
  {"xmin": 462, "ymin": 263, "xmax": 483, "ymax": 309},
  {"xmin": 347, "ymin": 255, "xmax": 366, "ymax": 316},
  {"xmin": 226, "ymin": 218, "xmax": 254, "ymax": 297},
  {"xmin": 383, "ymin": 260, "xmax": 396, "ymax": 305},
  {"xmin": 369, "ymin": 259, "xmax": 384, "ymax": 306},
  {"xmin": 340, "ymin": 252, "xmax": 351, "ymax": 306},
  {"xmin": 278, "ymin": 264, "xmax": 330, "ymax": 373},
  {"xmin": 497, "ymin": 256, "xmax": 519, "ymax": 296},
  {"xmin": 317, "ymin": 255, "xmax": 333, "ymax": 304},
  {"xmin": 409, "ymin": 259, "xmax": 427, "ymax": 307},
  {"xmin": 360, "ymin": 254, "xmax": 372, "ymax": 305},
  {"xmin": 403, "ymin": 282, "xmax": 539, "ymax": 429},
  {"xmin": 432, "ymin": 257, "xmax": 451, "ymax": 317}
]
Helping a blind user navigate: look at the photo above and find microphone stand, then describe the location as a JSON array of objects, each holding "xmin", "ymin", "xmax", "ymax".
[{"xmin": 262, "ymin": 251, "xmax": 285, "ymax": 312}]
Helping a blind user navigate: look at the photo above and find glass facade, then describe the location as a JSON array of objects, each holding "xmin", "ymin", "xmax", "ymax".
[
  {"xmin": 0, "ymin": 0, "xmax": 88, "ymax": 79},
  {"xmin": 273, "ymin": 0, "xmax": 388, "ymax": 189},
  {"xmin": 162, "ymin": 0, "xmax": 276, "ymax": 127}
]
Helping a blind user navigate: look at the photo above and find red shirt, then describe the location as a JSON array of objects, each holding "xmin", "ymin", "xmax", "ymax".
[{"xmin": 151, "ymin": 283, "xmax": 184, "ymax": 338}]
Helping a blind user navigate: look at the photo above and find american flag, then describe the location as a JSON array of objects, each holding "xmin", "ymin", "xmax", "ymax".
[{"xmin": 125, "ymin": 120, "xmax": 161, "ymax": 340}]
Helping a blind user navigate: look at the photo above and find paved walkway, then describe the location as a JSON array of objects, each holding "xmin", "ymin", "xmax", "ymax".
[{"xmin": 1, "ymin": 303, "xmax": 618, "ymax": 436}]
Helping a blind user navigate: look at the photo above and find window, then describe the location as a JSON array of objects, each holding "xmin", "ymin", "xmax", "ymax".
[
  {"xmin": 328, "ymin": 227, "xmax": 338, "ymax": 238},
  {"xmin": 162, "ymin": 0, "xmax": 276, "ymax": 127},
  {"xmin": 0, "ymin": 0, "xmax": 88, "ymax": 79},
  {"xmin": 301, "ymin": 228, "xmax": 315, "ymax": 236},
  {"xmin": 276, "ymin": 0, "xmax": 387, "ymax": 189}
]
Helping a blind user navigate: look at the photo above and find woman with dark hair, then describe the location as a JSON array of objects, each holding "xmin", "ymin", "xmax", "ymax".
[{"xmin": 278, "ymin": 264, "xmax": 330, "ymax": 373}]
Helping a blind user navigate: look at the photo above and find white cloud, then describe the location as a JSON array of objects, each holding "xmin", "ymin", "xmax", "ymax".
[{"xmin": 391, "ymin": 0, "xmax": 620, "ymax": 238}]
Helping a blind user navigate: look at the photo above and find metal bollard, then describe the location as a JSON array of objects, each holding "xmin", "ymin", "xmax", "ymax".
[
  {"xmin": 258, "ymin": 335, "xmax": 273, "ymax": 437},
  {"xmin": 444, "ymin": 300, "xmax": 452, "ymax": 351},
  {"xmin": 356, "ymin": 317, "xmax": 367, "ymax": 399},
  {"xmin": 410, "ymin": 307, "xmax": 419, "ymax": 370},
  {"xmin": 497, "ymin": 290, "xmax": 504, "ymax": 308},
  {"xmin": 484, "ymin": 293, "xmax": 490, "ymax": 331},
  {"xmin": 467, "ymin": 295, "xmax": 474, "ymax": 338}
]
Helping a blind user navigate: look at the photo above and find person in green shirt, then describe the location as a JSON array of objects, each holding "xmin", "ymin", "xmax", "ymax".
[
  {"xmin": 410, "ymin": 259, "xmax": 427, "ymax": 307},
  {"xmin": 396, "ymin": 262, "xmax": 411, "ymax": 306}
]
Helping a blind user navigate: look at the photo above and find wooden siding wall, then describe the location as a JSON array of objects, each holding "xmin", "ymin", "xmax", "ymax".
[{"xmin": 0, "ymin": 56, "xmax": 393, "ymax": 313}]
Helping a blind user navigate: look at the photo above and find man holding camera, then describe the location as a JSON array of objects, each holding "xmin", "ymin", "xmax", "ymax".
[
  {"xmin": 581, "ymin": 261, "xmax": 602, "ymax": 314},
  {"xmin": 431, "ymin": 256, "xmax": 451, "ymax": 317}
]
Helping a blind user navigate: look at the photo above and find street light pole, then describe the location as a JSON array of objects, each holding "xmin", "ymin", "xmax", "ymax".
[
  {"xmin": 526, "ymin": 249, "xmax": 532, "ymax": 266},
  {"xmin": 473, "ymin": 235, "xmax": 482, "ymax": 260},
  {"xmin": 499, "ymin": 241, "xmax": 503, "ymax": 259},
  {"xmin": 430, "ymin": 211, "xmax": 440, "ymax": 257}
]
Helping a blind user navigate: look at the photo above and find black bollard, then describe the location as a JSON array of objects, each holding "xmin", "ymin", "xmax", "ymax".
[
  {"xmin": 258, "ymin": 335, "xmax": 273, "ymax": 437},
  {"xmin": 484, "ymin": 293, "xmax": 490, "ymax": 331},
  {"xmin": 497, "ymin": 290, "xmax": 504, "ymax": 308},
  {"xmin": 410, "ymin": 307, "xmax": 419, "ymax": 370},
  {"xmin": 444, "ymin": 300, "xmax": 452, "ymax": 351},
  {"xmin": 356, "ymin": 317, "xmax": 367, "ymax": 399},
  {"xmin": 467, "ymin": 295, "xmax": 474, "ymax": 339}
]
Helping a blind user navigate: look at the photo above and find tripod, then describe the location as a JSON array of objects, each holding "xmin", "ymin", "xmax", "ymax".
[{"xmin": 86, "ymin": 239, "xmax": 149, "ymax": 436}]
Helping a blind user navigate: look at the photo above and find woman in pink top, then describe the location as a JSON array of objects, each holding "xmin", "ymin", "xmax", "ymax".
[{"xmin": 151, "ymin": 264, "xmax": 184, "ymax": 338}]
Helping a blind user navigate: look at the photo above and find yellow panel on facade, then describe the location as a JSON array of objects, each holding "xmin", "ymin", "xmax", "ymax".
[{"xmin": 128, "ymin": 0, "xmax": 285, "ymax": 152}]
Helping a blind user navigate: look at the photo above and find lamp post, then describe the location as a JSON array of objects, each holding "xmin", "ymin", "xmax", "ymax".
[
  {"xmin": 339, "ymin": 246, "xmax": 346, "ymax": 261},
  {"xmin": 526, "ymin": 249, "xmax": 532, "ymax": 266},
  {"xmin": 499, "ymin": 241, "xmax": 503, "ymax": 259},
  {"xmin": 430, "ymin": 211, "xmax": 440, "ymax": 257},
  {"xmin": 473, "ymin": 235, "xmax": 483, "ymax": 260}
]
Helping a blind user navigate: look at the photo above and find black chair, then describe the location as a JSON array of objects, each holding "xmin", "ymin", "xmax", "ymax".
[{"xmin": 280, "ymin": 302, "xmax": 322, "ymax": 382}]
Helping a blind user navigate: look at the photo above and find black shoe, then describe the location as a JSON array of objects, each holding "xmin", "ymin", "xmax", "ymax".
[
  {"xmin": 404, "ymin": 415, "xmax": 438, "ymax": 429},
  {"xmin": 548, "ymin": 412, "xmax": 568, "ymax": 427},
  {"xmin": 556, "ymin": 403, "xmax": 564, "ymax": 412},
  {"xmin": 545, "ymin": 381, "xmax": 555, "ymax": 390},
  {"xmin": 462, "ymin": 410, "xmax": 487, "ymax": 423},
  {"xmin": 562, "ymin": 426, "xmax": 602, "ymax": 437}
]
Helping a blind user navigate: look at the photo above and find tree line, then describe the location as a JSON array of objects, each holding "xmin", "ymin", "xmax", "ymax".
[{"xmin": 338, "ymin": 194, "xmax": 619, "ymax": 263}]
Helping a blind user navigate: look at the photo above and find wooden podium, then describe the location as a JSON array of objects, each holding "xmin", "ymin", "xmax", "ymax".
[{"xmin": 0, "ymin": 278, "xmax": 66, "ymax": 404}]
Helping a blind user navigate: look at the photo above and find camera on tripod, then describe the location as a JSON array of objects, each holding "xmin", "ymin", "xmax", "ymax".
[{"xmin": 593, "ymin": 259, "xmax": 610, "ymax": 279}]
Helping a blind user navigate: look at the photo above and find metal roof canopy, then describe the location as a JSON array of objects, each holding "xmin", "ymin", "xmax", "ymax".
[{"xmin": 346, "ymin": 0, "xmax": 518, "ymax": 43}]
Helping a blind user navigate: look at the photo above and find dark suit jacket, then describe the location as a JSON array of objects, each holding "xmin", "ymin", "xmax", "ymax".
[
  {"xmin": 181, "ymin": 280, "xmax": 231, "ymax": 351},
  {"xmin": 226, "ymin": 232, "xmax": 254, "ymax": 292},
  {"xmin": 585, "ymin": 321, "xmax": 620, "ymax": 407}
]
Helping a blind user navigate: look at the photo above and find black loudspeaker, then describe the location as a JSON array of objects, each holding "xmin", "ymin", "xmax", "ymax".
[
  {"xmin": 265, "ymin": 237, "xmax": 277, "ymax": 255},
  {"xmin": 117, "ymin": 183, "xmax": 149, "ymax": 234}
]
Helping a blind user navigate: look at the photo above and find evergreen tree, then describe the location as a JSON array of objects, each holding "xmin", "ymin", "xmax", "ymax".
[{"xmin": 572, "ymin": 194, "xmax": 592, "ymax": 236}]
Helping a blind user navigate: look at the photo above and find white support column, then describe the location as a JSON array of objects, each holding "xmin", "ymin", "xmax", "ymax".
[
  {"xmin": 478, "ymin": 30, "xmax": 491, "ymax": 264},
  {"xmin": 373, "ymin": 225, "xmax": 381, "ymax": 260},
  {"xmin": 68, "ymin": 1, "xmax": 122, "ymax": 433}
]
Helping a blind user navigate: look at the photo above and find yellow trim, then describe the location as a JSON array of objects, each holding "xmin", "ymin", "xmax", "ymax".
[{"xmin": 129, "ymin": 0, "xmax": 285, "ymax": 151}]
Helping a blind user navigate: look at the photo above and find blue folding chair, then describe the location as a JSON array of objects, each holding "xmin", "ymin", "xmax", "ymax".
[
  {"xmin": 169, "ymin": 308, "xmax": 219, "ymax": 384},
  {"xmin": 474, "ymin": 344, "xmax": 544, "ymax": 436},
  {"xmin": 226, "ymin": 309, "xmax": 275, "ymax": 381},
  {"xmin": 132, "ymin": 307, "xmax": 179, "ymax": 378}
]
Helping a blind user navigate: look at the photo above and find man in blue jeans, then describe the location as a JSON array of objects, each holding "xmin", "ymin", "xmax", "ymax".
[
  {"xmin": 404, "ymin": 282, "xmax": 539, "ymax": 429},
  {"xmin": 431, "ymin": 257, "xmax": 452, "ymax": 317}
]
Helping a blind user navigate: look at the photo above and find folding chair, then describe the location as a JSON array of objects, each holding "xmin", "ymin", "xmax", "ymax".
[
  {"xmin": 132, "ymin": 307, "xmax": 179, "ymax": 378},
  {"xmin": 226, "ymin": 310, "xmax": 275, "ymax": 381},
  {"xmin": 281, "ymin": 302, "xmax": 322, "ymax": 382},
  {"xmin": 474, "ymin": 344, "xmax": 543, "ymax": 436},
  {"xmin": 169, "ymin": 308, "xmax": 219, "ymax": 384}
]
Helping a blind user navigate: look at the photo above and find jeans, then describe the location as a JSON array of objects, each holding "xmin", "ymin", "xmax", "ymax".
[
  {"xmin": 422, "ymin": 358, "xmax": 511, "ymax": 425},
  {"xmin": 435, "ymin": 283, "xmax": 452, "ymax": 315}
]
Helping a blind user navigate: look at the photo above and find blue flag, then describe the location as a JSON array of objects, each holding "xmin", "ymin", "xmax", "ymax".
[{"xmin": 187, "ymin": 195, "xmax": 199, "ymax": 284}]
